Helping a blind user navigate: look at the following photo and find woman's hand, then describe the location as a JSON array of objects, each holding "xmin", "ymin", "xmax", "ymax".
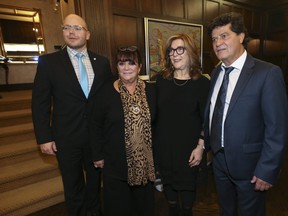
[
  {"xmin": 188, "ymin": 139, "xmax": 204, "ymax": 167},
  {"xmin": 93, "ymin": 159, "xmax": 104, "ymax": 169}
]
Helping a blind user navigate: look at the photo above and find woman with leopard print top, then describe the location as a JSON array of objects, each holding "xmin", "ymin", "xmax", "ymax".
[{"xmin": 89, "ymin": 46, "xmax": 156, "ymax": 216}]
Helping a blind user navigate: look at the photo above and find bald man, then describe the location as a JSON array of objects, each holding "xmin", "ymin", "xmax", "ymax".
[{"xmin": 32, "ymin": 14, "xmax": 112, "ymax": 216}]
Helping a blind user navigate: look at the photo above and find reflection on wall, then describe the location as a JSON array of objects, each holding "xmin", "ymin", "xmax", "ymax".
[{"xmin": 247, "ymin": 38, "xmax": 260, "ymax": 57}]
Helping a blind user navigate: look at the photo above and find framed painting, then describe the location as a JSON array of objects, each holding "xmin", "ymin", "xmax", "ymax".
[{"xmin": 144, "ymin": 18, "xmax": 203, "ymax": 80}]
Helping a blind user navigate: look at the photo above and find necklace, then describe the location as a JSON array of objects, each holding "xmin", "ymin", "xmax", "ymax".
[
  {"xmin": 173, "ymin": 78, "xmax": 189, "ymax": 86},
  {"xmin": 131, "ymin": 102, "xmax": 141, "ymax": 114}
]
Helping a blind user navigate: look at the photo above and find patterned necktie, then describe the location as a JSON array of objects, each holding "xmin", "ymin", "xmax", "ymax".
[
  {"xmin": 76, "ymin": 53, "xmax": 89, "ymax": 98},
  {"xmin": 210, "ymin": 67, "xmax": 234, "ymax": 153}
]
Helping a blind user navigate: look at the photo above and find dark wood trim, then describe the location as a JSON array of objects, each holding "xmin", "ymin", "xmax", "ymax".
[{"xmin": 0, "ymin": 83, "xmax": 33, "ymax": 91}]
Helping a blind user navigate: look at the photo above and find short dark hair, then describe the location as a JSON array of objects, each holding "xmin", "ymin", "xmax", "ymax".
[
  {"xmin": 116, "ymin": 46, "xmax": 142, "ymax": 65},
  {"xmin": 207, "ymin": 12, "xmax": 250, "ymax": 48}
]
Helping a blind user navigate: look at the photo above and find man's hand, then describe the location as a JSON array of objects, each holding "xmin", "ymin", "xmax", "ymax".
[
  {"xmin": 251, "ymin": 176, "xmax": 273, "ymax": 191},
  {"xmin": 94, "ymin": 160, "xmax": 104, "ymax": 169},
  {"xmin": 39, "ymin": 141, "xmax": 57, "ymax": 155}
]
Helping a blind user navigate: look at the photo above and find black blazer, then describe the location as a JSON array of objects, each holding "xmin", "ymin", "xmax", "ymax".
[{"xmin": 32, "ymin": 48, "xmax": 112, "ymax": 146}]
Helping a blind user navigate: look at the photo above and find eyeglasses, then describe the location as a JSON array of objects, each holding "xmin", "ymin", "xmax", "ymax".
[
  {"xmin": 167, "ymin": 46, "xmax": 186, "ymax": 56},
  {"xmin": 61, "ymin": 25, "xmax": 88, "ymax": 32},
  {"xmin": 118, "ymin": 46, "xmax": 138, "ymax": 52}
]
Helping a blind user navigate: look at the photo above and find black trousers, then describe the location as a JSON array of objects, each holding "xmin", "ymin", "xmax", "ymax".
[
  {"xmin": 56, "ymin": 141, "xmax": 101, "ymax": 216},
  {"xmin": 103, "ymin": 172, "xmax": 155, "ymax": 216}
]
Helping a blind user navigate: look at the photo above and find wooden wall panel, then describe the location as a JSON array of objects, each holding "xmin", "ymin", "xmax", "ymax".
[
  {"xmin": 243, "ymin": 9, "xmax": 253, "ymax": 33},
  {"xmin": 83, "ymin": 0, "xmax": 109, "ymax": 57},
  {"xmin": 111, "ymin": 15, "xmax": 142, "ymax": 71},
  {"xmin": 110, "ymin": 0, "xmax": 137, "ymax": 10},
  {"xmin": 164, "ymin": 0, "xmax": 184, "ymax": 18},
  {"xmin": 247, "ymin": 38, "xmax": 260, "ymax": 56},
  {"xmin": 141, "ymin": 0, "xmax": 162, "ymax": 14},
  {"xmin": 267, "ymin": 9, "xmax": 288, "ymax": 33},
  {"xmin": 84, "ymin": 0, "xmax": 287, "ymax": 78},
  {"xmin": 263, "ymin": 7, "xmax": 288, "ymax": 84},
  {"xmin": 112, "ymin": 15, "xmax": 138, "ymax": 51},
  {"xmin": 205, "ymin": 0, "xmax": 220, "ymax": 22},
  {"xmin": 264, "ymin": 32, "xmax": 288, "ymax": 55},
  {"xmin": 251, "ymin": 12, "xmax": 262, "ymax": 36},
  {"xmin": 187, "ymin": 0, "xmax": 203, "ymax": 21},
  {"xmin": 232, "ymin": 6, "xmax": 243, "ymax": 14},
  {"xmin": 222, "ymin": 3, "xmax": 232, "ymax": 13}
]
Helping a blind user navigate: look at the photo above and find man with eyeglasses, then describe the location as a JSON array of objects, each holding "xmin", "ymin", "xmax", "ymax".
[{"xmin": 32, "ymin": 14, "xmax": 112, "ymax": 216}]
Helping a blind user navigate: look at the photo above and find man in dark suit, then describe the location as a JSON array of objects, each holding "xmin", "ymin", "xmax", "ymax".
[
  {"xmin": 204, "ymin": 12, "xmax": 288, "ymax": 215},
  {"xmin": 32, "ymin": 14, "xmax": 112, "ymax": 216}
]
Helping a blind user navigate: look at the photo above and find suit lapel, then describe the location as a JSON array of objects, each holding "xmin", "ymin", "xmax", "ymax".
[
  {"xmin": 210, "ymin": 65, "xmax": 222, "ymax": 96},
  {"xmin": 204, "ymin": 65, "xmax": 222, "ymax": 125},
  {"xmin": 226, "ymin": 54, "xmax": 255, "ymax": 116},
  {"xmin": 207, "ymin": 65, "xmax": 222, "ymax": 106},
  {"xmin": 88, "ymin": 51, "xmax": 107, "ymax": 98},
  {"xmin": 88, "ymin": 52, "xmax": 98, "ymax": 97},
  {"xmin": 60, "ymin": 48, "xmax": 87, "ymax": 98}
]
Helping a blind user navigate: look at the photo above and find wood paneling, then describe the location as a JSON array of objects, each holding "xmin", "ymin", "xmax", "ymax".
[
  {"xmin": 264, "ymin": 32, "xmax": 288, "ymax": 55},
  {"xmin": 141, "ymin": 0, "xmax": 162, "ymax": 14},
  {"xmin": 164, "ymin": 0, "xmax": 185, "ymax": 18},
  {"xmin": 83, "ymin": 0, "xmax": 110, "ymax": 57},
  {"xmin": 222, "ymin": 3, "xmax": 232, "ymax": 13},
  {"xmin": 111, "ymin": 15, "xmax": 138, "ymax": 69},
  {"xmin": 205, "ymin": 0, "xmax": 220, "ymax": 22},
  {"xmin": 268, "ymin": 9, "xmax": 288, "ymax": 33},
  {"xmin": 187, "ymin": 0, "xmax": 204, "ymax": 21},
  {"xmin": 243, "ymin": 10, "xmax": 252, "ymax": 32},
  {"xmin": 232, "ymin": 6, "xmax": 243, "ymax": 14},
  {"xmin": 250, "ymin": 12, "xmax": 262, "ymax": 36},
  {"xmin": 247, "ymin": 38, "xmax": 260, "ymax": 56},
  {"xmin": 111, "ymin": 0, "xmax": 137, "ymax": 10},
  {"xmin": 78, "ymin": 0, "xmax": 288, "ymax": 81},
  {"xmin": 113, "ymin": 15, "xmax": 138, "ymax": 50}
]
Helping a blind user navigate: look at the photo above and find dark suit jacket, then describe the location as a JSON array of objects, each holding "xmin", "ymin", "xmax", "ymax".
[
  {"xmin": 204, "ymin": 53, "xmax": 288, "ymax": 184},
  {"xmin": 32, "ymin": 48, "xmax": 112, "ymax": 147}
]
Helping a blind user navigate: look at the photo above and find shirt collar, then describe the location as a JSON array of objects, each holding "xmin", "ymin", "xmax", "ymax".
[
  {"xmin": 67, "ymin": 46, "xmax": 88, "ymax": 58},
  {"xmin": 221, "ymin": 50, "xmax": 247, "ymax": 71}
]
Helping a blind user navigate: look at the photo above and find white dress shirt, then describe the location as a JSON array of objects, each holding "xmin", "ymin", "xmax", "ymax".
[{"xmin": 209, "ymin": 50, "xmax": 247, "ymax": 146}]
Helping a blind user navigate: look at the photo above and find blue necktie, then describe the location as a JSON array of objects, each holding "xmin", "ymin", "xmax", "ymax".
[
  {"xmin": 210, "ymin": 67, "xmax": 234, "ymax": 153},
  {"xmin": 76, "ymin": 53, "xmax": 89, "ymax": 98}
]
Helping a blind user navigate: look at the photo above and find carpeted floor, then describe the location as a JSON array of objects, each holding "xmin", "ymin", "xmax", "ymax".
[{"xmin": 29, "ymin": 156, "xmax": 288, "ymax": 216}]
